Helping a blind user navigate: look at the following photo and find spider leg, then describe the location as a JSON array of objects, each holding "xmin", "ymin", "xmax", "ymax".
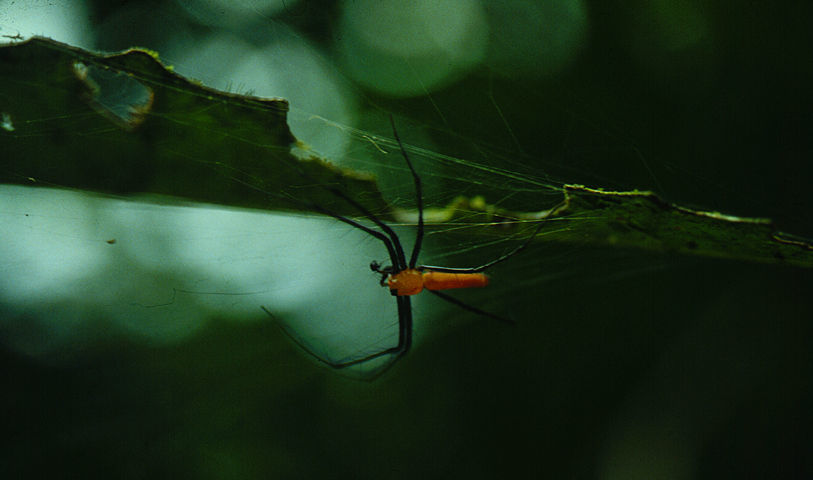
[
  {"xmin": 389, "ymin": 115, "xmax": 424, "ymax": 269},
  {"xmin": 311, "ymin": 182, "xmax": 408, "ymax": 272},
  {"xmin": 305, "ymin": 198, "xmax": 416, "ymax": 367},
  {"xmin": 261, "ymin": 296, "xmax": 412, "ymax": 376},
  {"xmin": 306, "ymin": 201, "xmax": 402, "ymax": 273},
  {"xmin": 230, "ymin": 169, "xmax": 407, "ymax": 272},
  {"xmin": 418, "ymin": 220, "xmax": 545, "ymax": 274},
  {"xmin": 255, "ymin": 158, "xmax": 416, "ymax": 372},
  {"xmin": 426, "ymin": 290, "xmax": 514, "ymax": 325}
]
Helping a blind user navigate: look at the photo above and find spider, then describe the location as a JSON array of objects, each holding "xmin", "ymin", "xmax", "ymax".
[{"xmin": 263, "ymin": 116, "xmax": 542, "ymax": 375}]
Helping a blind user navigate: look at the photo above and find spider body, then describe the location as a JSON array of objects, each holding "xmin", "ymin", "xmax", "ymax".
[{"xmin": 371, "ymin": 262, "xmax": 489, "ymax": 296}]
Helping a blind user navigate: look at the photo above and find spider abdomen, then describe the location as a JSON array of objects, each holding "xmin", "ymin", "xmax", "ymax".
[
  {"xmin": 387, "ymin": 269, "xmax": 489, "ymax": 296},
  {"xmin": 423, "ymin": 271, "xmax": 489, "ymax": 292}
]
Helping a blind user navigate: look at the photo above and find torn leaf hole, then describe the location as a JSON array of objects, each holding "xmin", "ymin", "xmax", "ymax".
[{"xmin": 73, "ymin": 61, "xmax": 154, "ymax": 131}]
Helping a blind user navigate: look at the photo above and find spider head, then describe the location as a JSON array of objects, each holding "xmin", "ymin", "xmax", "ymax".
[
  {"xmin": 370, "ymin": 260, "xmax": 392, "ymax": 274},
  {"xmin": 370, "ymin": 260, "xmax": 395, "ymax": 287}
]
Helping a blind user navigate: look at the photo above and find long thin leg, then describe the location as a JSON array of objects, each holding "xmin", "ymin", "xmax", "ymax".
[
  {"xmin": 258, "ymin": 194, "xmax": 412, "ymax": 374},
  {"xmin": 426, "ymin": 290, "xmax": 514, "ymax": 325},
  {"xmin": 390, "ymin": 115, "xmax": 424, "ymax": 269},
  {"xmin": 312, "ymin": 183, "xmax": 408, "ymax": 271},
  {"xmin": 305, "ymin": 200, "xmax": 402, "ymax": 274},
  {"xmin": 227, "ymin": 168, "xmax": 406, "ymax": 271},
  {"xmin": 261, "ymin": 295, "xmax": 411, "ymax": 376},
  {"xmin": 419, "ymin": 220, "xmax": 545, "ymax": 274}
]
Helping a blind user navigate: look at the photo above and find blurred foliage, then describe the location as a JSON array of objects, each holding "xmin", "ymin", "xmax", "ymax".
[{"xmin": 2, "ymin": 2, "xmax": 813, "ymax": 479}]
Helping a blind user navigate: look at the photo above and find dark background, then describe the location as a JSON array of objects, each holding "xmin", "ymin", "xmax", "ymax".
[{"xmin": 2, "ymin": 1, "xmax": 812, "ymax": 478}]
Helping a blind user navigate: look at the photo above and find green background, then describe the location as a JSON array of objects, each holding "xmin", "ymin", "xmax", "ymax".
[{"xmin": 2, "ymin": 1, "xmax": 812, "ymax": 478}]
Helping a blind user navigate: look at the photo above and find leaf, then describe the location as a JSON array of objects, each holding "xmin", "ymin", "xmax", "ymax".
[
  {"xmin": 402, "ymin": 187, "xmax": 813, "ymax": 268},
  {"xmin": 0, "ymin": 36, "xmax": 388, "ymax": 216},
  {"xmin": 545, "ymin": 185, "xmax": 812, "ymax": 267},
  {"xmin": 1, "ymin": 37, "xmax": 811, "ymax": 267}
]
